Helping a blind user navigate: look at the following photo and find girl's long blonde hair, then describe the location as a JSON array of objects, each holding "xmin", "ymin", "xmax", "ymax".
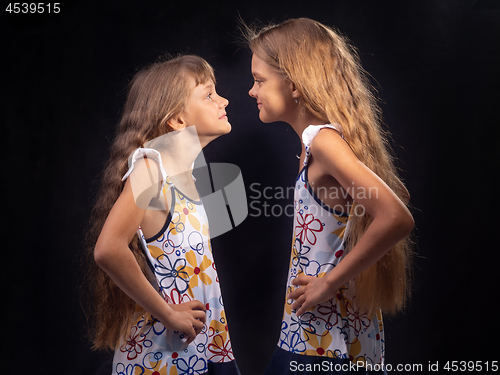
[
  {"xmin": 84, "ymin": 55, "xmax": 215, "ymax": 350},
  {"xmin": 244, "ymin": 18, "xmax": 413, "ymax": 315}
]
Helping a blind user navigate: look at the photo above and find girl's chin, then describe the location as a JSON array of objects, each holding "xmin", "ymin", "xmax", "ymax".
[
  {"xmin": 207, "ymin": 124, "xmax": 232, "ymax": 139},
  {"xmin": 258, "ymin": 110, "xmax": 278, "ymax": 123},
  {"xmin": 259, "ymin": 114, "xmax": 274, "ymax": 123},
  {"xmin": 219, "ymin": 122, "xmax": 232, "ymax": 134}
]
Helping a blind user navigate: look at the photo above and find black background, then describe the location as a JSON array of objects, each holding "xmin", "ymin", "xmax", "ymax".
[{"xmin": 3, "ymin": 0, "xmax": 500, "ymax": 374}]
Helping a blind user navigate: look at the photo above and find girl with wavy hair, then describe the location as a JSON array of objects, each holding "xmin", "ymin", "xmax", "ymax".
[
  {"xmin": 245, "ymin": 18, "xmax": 414, "ymax": 373},
  {"xmin": 85, "ymin": 55, "xmax": 240, "ymax": 374}
]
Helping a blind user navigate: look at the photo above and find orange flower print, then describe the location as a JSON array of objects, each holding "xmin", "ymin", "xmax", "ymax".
[
  {"xmin": 208, "ymin": 317, "xmax": 228, "ymax": 341},
  {"xmin": 172, "ymin": 192, "xmax": 201, "ymax": 233},
  {"xmin": 133, "ymin": 352, "xmax": 178, "ymax": 375},
  {"xmin": 185, "ymin": 251, "xmax": 212, "ymax": 297},
  {"xmin": 304, "ymin": 331, "xmax": 333, "ymax": 357}
]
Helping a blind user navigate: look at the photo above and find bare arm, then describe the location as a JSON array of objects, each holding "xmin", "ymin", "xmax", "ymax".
[
  {"xmin": 94, "ymin": 172, "xmax": 205, "ymax": 342},
  {"xmin": 289, "ymin": 129, "xmax": 414, "ymax": 316}
]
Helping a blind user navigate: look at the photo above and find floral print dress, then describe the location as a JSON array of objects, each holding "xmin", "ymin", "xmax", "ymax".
[
  {"xmin": 113, "ymin": 150, "xmax": 239, "ymax": 375},
  {"xmin": 266, "ymin": 124, "xmax": 384, "ymax": 373}
]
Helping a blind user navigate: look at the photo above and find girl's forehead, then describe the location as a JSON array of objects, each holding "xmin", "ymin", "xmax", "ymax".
[
  {"xmin": 188, "ymin": 80, "xmax": 215, "ymax": 98},
  {"xmin": 195, "ymin": 80, "xmax": 215, "ymax": 90},
  {"xmin": 251, "ymin": 54, "xmax": 280, "ymax": 76},
  {"xmin": 186, "ymin": 76, "xmax": 214, "ymax": 89}
]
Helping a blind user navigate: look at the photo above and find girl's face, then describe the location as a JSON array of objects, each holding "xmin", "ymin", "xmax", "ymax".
[
  {"xmin": 249, "ymin": 54, "xmax": 296, "ymax": 124},
  {"xmin": 181, "ymin": 79, "xmax": 231, "ymax": 142}
]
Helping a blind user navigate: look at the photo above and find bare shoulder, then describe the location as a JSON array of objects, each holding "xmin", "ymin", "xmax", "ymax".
[{"xmin": 309, "ymin": 127, "xmax": 357, "ymax": 172}]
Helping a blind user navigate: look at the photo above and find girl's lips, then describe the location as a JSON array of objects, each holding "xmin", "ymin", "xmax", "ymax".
[
  {"xmin": 219, "ymin": 112, "xmax": 227, "ymax": 119},
  {"xmin": 257, "ymin": 103, "xmax": 262, "ymax": 109}
]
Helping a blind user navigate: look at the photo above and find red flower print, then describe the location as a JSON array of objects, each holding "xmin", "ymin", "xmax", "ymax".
[
  {"xmin": 207, "ymin": 334, "xmax": 234, "ymax": 362},
  {"xmin": 119, "ymin": 326, "xmax": 146, "ymax": 360},
  {"xmin": 346, "ymin": 300, "xmax": 371, "ymax": 335},
  {"xmin": 295, "ymin": 212, "xmax": 323, "ymax": 245},
  {"xmin": 317, "ymin": 299, "xmax": 340, "ymax": 327},
  {"xmin": 164, "ymin": 288, "xmax": 192, "ymax": 305}
]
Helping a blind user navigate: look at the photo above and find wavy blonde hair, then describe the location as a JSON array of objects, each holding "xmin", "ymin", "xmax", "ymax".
[
  {"xmin": 244, "ymin": 18, "xmax": 413, "ymax": 315},
  {"xmin": 84, "ymin": 55, "xmax": 215, "ymax": 350}
]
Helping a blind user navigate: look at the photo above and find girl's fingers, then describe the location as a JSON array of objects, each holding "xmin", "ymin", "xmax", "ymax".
[
  {"xmin": 296, "ymin": 298, "xmax": 311, "ymax": 316},
  {"xmin": 193, "ymin": 318, "xmax": 204, "ymax": 331},
  {"xmin": 189, "ymin": 300, "xmax": 206, "ymax": 311},
  {"xmin": 184, "ymin": 325, "xmax": 197, "ymax": 343},
  {"xmin": 291, "ymin": 275, "xmax": 312, "ymax": 286},
  {"xmin": 287, "ymin": 286, "xmax": 305, "ymax": 300},
  {"xmin": 172, "ymin": 300, "xmax": 206, "ymax": 312},
  {"xmin": 291, "ymin": 294, "xmax": 306, "ymax": 311},
  {"xmin": 192, "ymin": 310, "xmax": 207, "ymax": 323},
  {"xmin": 187, "ymin": 317, "xmax": 206, "ymax": 341},
  {"xmin": 296, "ymin": 304, "xmax": 308, "ymax": 317}
]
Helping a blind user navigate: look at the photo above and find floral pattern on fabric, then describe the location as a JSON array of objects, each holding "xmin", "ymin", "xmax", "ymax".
[
  {"xmin": 113, "ymin": 180, "xmax": 236, "ymax": 374},
  {"xmin": 278, "ymin": 124, "xmax": 385, "ymax": 366}
]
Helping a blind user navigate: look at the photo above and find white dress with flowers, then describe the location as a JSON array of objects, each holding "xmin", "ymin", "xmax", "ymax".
[
  {"xmin": 113, "ymin": 151, "xmax": 239, "ymax": 375},
  {"xmin": 265, "ymin": 125, "xmax": 385, "ymax": 374}
]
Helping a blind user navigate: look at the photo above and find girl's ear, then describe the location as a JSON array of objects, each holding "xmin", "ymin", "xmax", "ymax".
[
  {"xmin": 290, "ymin": 81, "xmax": 300, "ymax": 101},
  {"xmin": 167, "ymin": 115, "xmax": 187, "ymax": 131}
]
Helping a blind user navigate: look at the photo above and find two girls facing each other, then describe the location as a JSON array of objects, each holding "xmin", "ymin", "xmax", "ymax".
[{"xmin": 86, "ymin": 18, "xmax": 414, "ymax": 375}]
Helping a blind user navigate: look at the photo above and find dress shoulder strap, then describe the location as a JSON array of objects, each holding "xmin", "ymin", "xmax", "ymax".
[
  {"xmin": 122, "ymin": 147, "xmax": 169, "ymax": 195},
  {"xmin": 302, "ymin": 124, "xmax": 344, "ymax": 166}
]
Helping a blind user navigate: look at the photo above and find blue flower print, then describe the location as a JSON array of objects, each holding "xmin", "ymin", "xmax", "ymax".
[
  {"xmin": 287, "ymin": 332, "xmax": 306, "ymax": 354},
  {"xmin": 116, "ymin": 363, "xmax": 143, "ymax": 375},
  {"xmin": 279, "ymin": 320, "xmax": 290, "ymax": 348},
  {"xmin": 302, "ymin": 259, "xmax": 322, "ymax": 276},
  {"xmin": 289, "ymin": 312, "xmax": 317, "ymax": 339},
  {"xmin": 155, "ymin": 256, "xmax": 189, "ymax": 294},
  {"xmin": 176, "ymin": 355, "xmax": 207, "ymax": 375},
  {"xmin": 291, "ymin": 238, "xmax": 311, "ymax": 272}
]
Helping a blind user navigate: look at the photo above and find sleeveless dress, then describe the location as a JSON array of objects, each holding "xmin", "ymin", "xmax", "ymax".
[
  {"xmin": 265, "ymin": 125, "xmax": 385, "ymax": 374},
  {"xmin": 113, "ymin": 148, "xmax": 240, "ymax": 375}
]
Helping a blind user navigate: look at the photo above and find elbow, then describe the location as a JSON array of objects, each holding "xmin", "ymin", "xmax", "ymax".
[
  {"xmin": 94, "ymin": 238, "xmax": 115, "ymax": 270},
  {"xmin": 93, "ymin": 243, "xmax": 106, "ymax": 268},
  {"xmin": 401, "ymin": 212, "xmax": 415, "ymax": 236},
  {"xmin": 379, "ymin": 204, "xmax": 414, "ymax": 240},
  {"xmin": 392, "ymin": 208, "xmax": 414, "ymax": 238}
]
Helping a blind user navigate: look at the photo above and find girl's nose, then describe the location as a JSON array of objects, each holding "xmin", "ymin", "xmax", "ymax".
[
  {"xmin": 249, "ymin": 86, "xmax": 256, "ymax": 98},
  {"xmin": 219, "ymin": 96, "xmax": 229, "ymax": 108}
]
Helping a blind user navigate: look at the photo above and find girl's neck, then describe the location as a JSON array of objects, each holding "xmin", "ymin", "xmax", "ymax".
[
  {"xmin": 160, "ymin": 149, "xmax": 200, "ymax": 200},
  {"xmin": 287, "ymin": 107, "xmax": 327, "ymax": 141},
  {"xmin": 160, "ymin": 150, "xmax": 198, "ymax": 177},
  {"xmin": 146, "ymin": 126, "xmax": 203, "ymax": 178},
  {"xmin": 144, "ymin": 127, "xmax": 203, "ymax": 196}
]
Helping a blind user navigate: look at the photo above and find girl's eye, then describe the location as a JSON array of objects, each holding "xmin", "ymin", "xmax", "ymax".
[
  {"xmin": 207, "ymin": 93, "xmax": 213, "ymax": 100},
  {"xmin": 254, "ymin": 79, "xmax": 263, "ymax": 85}
]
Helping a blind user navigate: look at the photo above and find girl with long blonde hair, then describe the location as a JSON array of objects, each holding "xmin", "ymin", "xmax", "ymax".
[
  {"xmin": 245, "ymin": 18, "xmax": 414, "ymax": 372},
  {"xmin": 86, "ymin": 55, "xmax": 240, "ymax": 374}
]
